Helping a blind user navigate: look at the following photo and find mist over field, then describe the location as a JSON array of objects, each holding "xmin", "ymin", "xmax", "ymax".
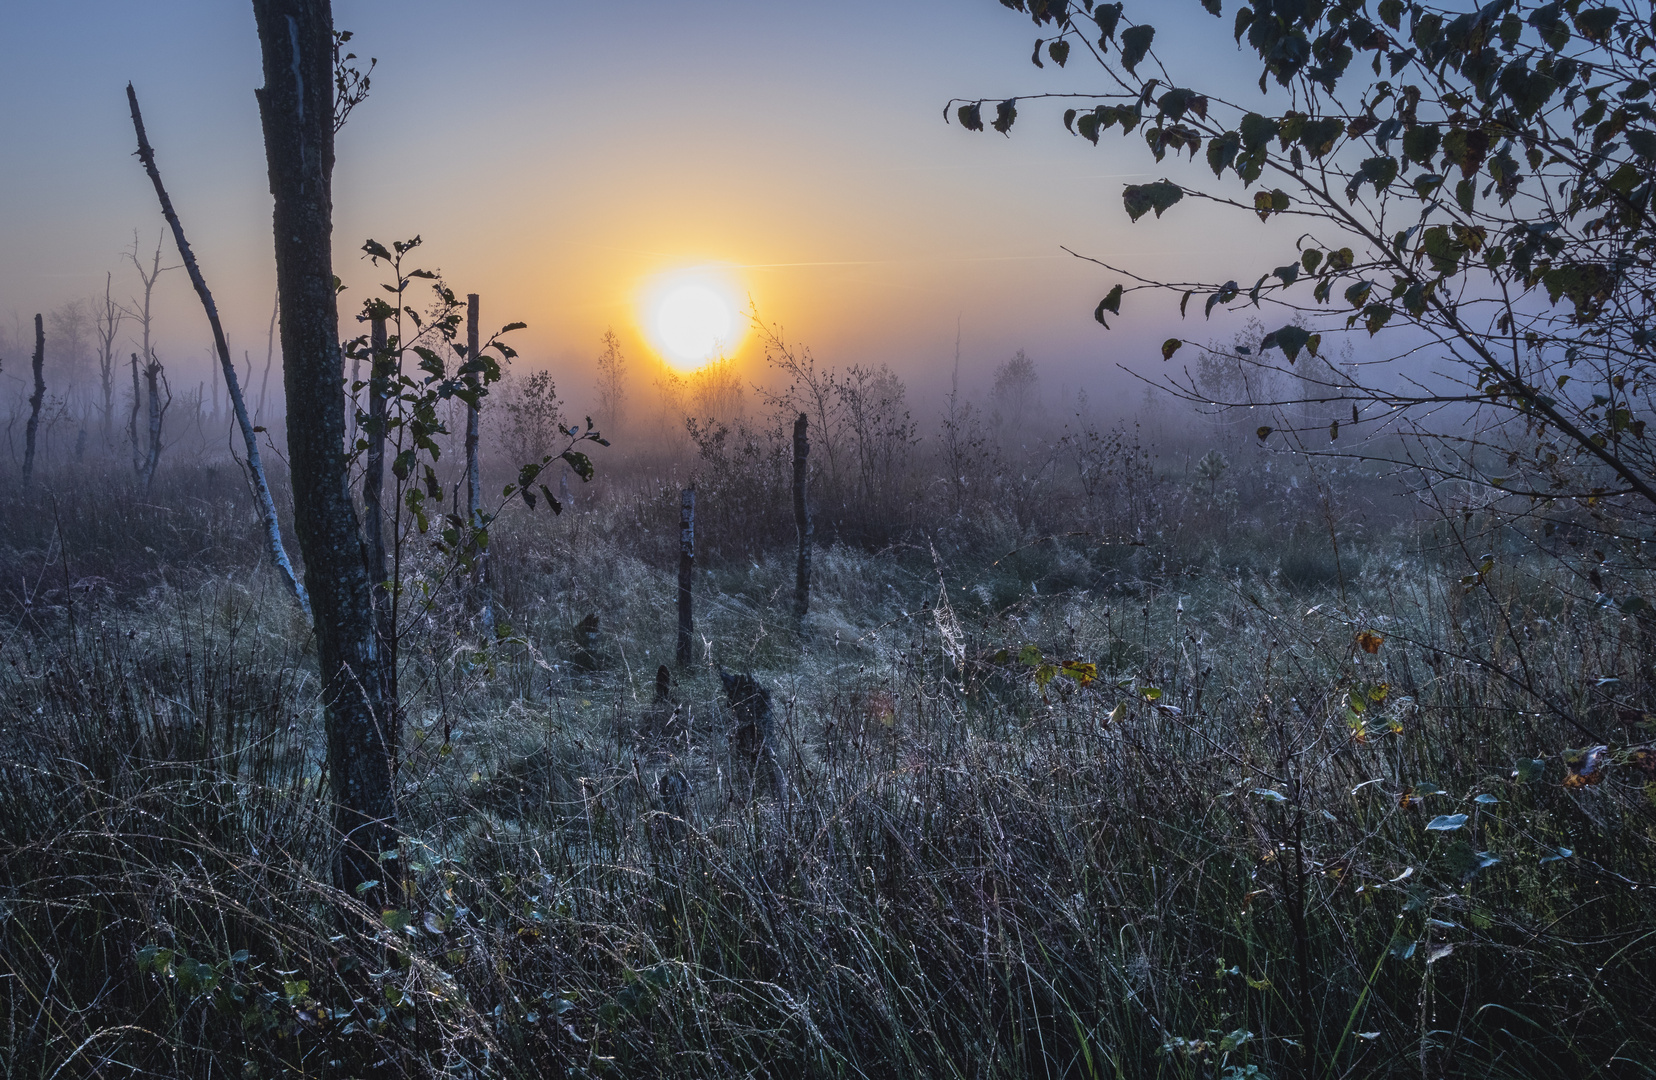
[{"xmin": 3, "ymin": 3, "xmax": 1655, "ymax": 1079}]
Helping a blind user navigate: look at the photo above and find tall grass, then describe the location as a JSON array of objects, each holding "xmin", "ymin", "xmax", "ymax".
[{"xmin": 1, "ymin": 434, "xmax": 1652, "ymax": 1077}]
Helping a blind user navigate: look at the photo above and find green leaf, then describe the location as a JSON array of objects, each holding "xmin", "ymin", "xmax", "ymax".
[
  {"xmin": 992, "ymin": 99, "xmax": 1018, "ymax": 134},
  {"xmin": 1121, "ymin": 180, "xmax": 1182, "ymax": 222},
  {"xmin": 1299, "ymin": 117, "xmax": 1345, "ymax": 157},
  {"xmin": 1252, "ymin": 188, "xmax": 1289, "ymax": 220},
  {"xmin": 1094, "ymin": 2, "xmax": 1123, "ymax": 43},
  {"xmin": 1529, "ymin": 3, "xmax": 1571, "ymax": 50},
  {"xmin": 1542, "ymin": 263, "xmax": 1617, "ymax": 321},
  {"xmin": 1347, "ymin": 155, "xmax": 1399, "ymax": 199},
  {"xmin": 1426, "ymin": 813, "xmax": 1468, "ymax": 832},
  {"xmin": 1048, "ymin": 39, "xmax": 1070, "ymax": 67},
  {"xmin": 1206, "ymin": 130, "xmax": 1241, "ymax": 176},
  {"xmin": 1272, "ymin": 324, "xmax": 1311, "ymax": 362},
  {"xmin": 1120, "ymin": 24, "xmax": 1155, "ymax": 74},
  {"xmin": 1239, "ymin": 112, "xmax": 1277, "ymax": 151},
  {"xmin": 1455, "ymin": 177, "xmax": 1475, "ymax": 213},
  {"xmin": 1441, "ymin": 127, "xmax": 1489, "ymax": 178},
  {"xmin": 561, "ymin": 450, "xmax": 595, "ymax": 482},
  {"xmin": 957, "ymin": 102, "xmax": 984, "ymax": 132},
  {"xmin": 1573, "ymin": 6, "xmax": 1620, "ymax": 44},
  {"xmin": 1161, "ymin": 338, "xmax": 1183, "ymax": 360},
  {"xmin": 1123, "ymin": 185, "xmax": 1154, "ymax": 221},
  {"xmin": 1205, "ymin": 280, "xmax": 1239, "ymax": 318},
  {"xmin": 1099, "ymin": 284, "xmax": 1124, "ymax": 316}
]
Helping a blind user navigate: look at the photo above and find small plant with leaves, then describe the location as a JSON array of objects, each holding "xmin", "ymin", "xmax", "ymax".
[{"xmin": 345, "ymin": 236, "xmax": 606, "ymax": 664}]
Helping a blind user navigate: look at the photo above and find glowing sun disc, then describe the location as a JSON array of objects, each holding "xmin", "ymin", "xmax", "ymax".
[{"xmin": 655, "ymin": 285, "xmax": 732, "ymax": 364}]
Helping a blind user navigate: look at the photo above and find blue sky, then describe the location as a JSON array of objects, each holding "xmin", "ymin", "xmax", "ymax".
[{"xmin": 0, "ymin": 1, "xmax": 1279, "ymax": 412}]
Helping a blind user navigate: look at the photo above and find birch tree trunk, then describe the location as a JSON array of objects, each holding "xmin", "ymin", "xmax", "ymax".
[
  {"xmin": 22, "ymin": 315, "xmax": 44, "ymax": 485},
  {"xmin": 251, "ymin": 0, "xmax": 395, "ymax": 898},
  {"xmin": 126, "ymin": 82, "xmax": 309, "ymax": 617}
]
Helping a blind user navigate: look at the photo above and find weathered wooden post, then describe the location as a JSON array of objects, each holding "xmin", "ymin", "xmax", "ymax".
[
  {"xmin": 793, "ymin": 412, "xmax": 811, "ymax": 620},
  {"xmin": 465, "ymin": 293, "xmax": 494, "ymax": 635},
  {"xmin": 677, "ymin": 487, "xmax": 695, "ymax": 668},
  {"xmin": 22, "ymin": 315, "xmax": 44, "ymax": 485}
]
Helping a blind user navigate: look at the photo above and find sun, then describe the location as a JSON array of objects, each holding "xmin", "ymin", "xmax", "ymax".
[
  {"xmin": 653, "ymin": 284, "xmax": 733, "ymax": 366},
  {"xmin": 639, "ymin": 271, "xmax": 745, "ymax": 369}
]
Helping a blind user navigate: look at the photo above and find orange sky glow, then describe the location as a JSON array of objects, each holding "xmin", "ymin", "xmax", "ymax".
[{"xmin": 1, "ymin": 1, "xmax": 1278, "ymax": 416}]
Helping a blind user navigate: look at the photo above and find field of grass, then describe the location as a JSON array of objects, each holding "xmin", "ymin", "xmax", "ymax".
[{"xmin": 1, "ymin": 435, "xmax": 1653, "ymax": 1079}]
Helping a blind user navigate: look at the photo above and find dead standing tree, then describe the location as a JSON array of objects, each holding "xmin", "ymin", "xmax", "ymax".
[
  {"xmin": 127, "ymin": 82, "xmax": 309, "ymax": 616},
  {"xmin": 22, "ymin": 316, "xmax": 44, "ymax": 485},
  {"xmin": 252, "ymin": 0, "xmax": 394, "ymax": 897},
  {"xmin": 94, "ymin": 272, "xmax": 125, "ymax": 449},
  {"xmin": 139, "ymin": 355, "xmax": 170, "ymax": 493},
  {"xmin": 124, "ymin": 231, "xmax": 173, "ymax": 476}
]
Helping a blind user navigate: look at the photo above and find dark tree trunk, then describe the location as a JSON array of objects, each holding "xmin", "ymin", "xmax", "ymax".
[
  {"xmin": 128, "ymin": 353, "xmax": 142, "ymax": 476},
  {"xmin": 142, "ymin": 357, "xmax": 169, "ymax": 494},
  {"xmin": 126, "ymin": 82, "xmax": 309, "ymax": 617},
  {"xmin": 677, "ymin": 487, "xmax": 695, "ymax": 668},
  {"xmin": 793, "ymin": 412, "xmax": 811, "ymax": 620},
  {"xmin": 252, "ymin": 0, "xmax": 395, "ymax": 898},
  {"xmin": 23, "ymin": 315, "xmax": 44, "ymax": 485}
]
